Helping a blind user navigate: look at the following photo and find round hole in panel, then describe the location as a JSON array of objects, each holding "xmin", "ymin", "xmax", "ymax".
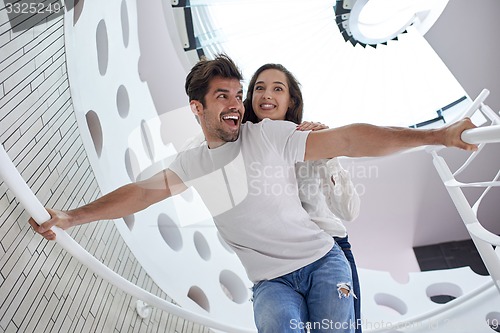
[
  {"xmin": 187, "ymin": 286, "xmax": 210, "ymax": 312},
  {"xmin": 217, "ymin": 232, "xmax": 234, "ymax": 254},
  {"xmin": 158, "ymin": 213, "xmax": 182, "ymax": 251},
  {"xmin": 426, "ymin": 282, "xmax": 462, "ymax": 304},
  {"xmin": 140, "ymin": 120, "xmax": 155, "ymax": 161},
  {"xmin": 123, "ymin": 214, "xmax": 135, "ymax": 231},
  {"xmin": 219, "ymin": 269, "xmax": 248, "ymax": 304},
  {"xmin": 120, "ymin": 0, "xmax": 129, "ymax": 47},
  {"xmin": 96, "ymin": 19, "xmax": 109, "ymax": 76},
  {"xmin": 193, "ymin": 231, "xmax": 211, "ymax": 261},
  {"xmin": 116, "ymin": 85, "xmax": 130, "ymax": 118},
  {"xmin": 85, "ymin": 110, "xmax": 103, "ymax": 157},
  {"xmin": 486, "ymin": 312, "xmax": 500, "ymax": 332},
  {"xmin": 125, "ymin": 148, "xmax": 140, "ymax": 182},
  {"xmin": 374, "ymin": 293, "xmax": 407, "ymax": 316}
]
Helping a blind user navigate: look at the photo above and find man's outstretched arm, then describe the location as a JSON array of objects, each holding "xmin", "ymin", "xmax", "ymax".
[
  {"xmin": 29, "ymin": 169, "xmax": 186, "ymax": 240},
  {"xmin": 304, "ymin": 118, "xmax": 477, "ymax": 160}
]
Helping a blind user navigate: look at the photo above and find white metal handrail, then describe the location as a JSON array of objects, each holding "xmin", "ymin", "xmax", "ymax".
[
  {"xmin": 429, "ymin": 89, "xmax": 500, "ymax": 299},
  {"xmin": 461, "ymin": 124, "xmax": 500, "ymax": 144},
  {"xmin": 452, "ymin": 89, "xmax": 499, "ymax": 177},
  {"xmin": 432, "ymin": 151, "xmax": 500, "ymax": 294},
  {"xmin": 444, "ymin": 179, "xmax": 500, "ymax": 188},
  {"xmin": 462, "ymin": 89, "xmax": 490, "ymax": 119},
  {"xmin": 467, "ymin": 223, "xmax": 500, "ymax": 247},
  {"xmin": 0, "ymin": 144, "xmax": 256, "ymax": 333}
]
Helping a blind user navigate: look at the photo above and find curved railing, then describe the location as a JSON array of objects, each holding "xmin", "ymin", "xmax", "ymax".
[
  {"xmin": 0, "ymin": 144, "xmax": 256, "ymax": 333},
  {"xmin": 461, "ymin": 124, "xmax": 500, "ymax": 145}
]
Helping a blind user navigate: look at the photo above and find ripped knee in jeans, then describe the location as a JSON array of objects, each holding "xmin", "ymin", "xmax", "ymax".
[{"xmin": 336, "ymin": 282, "xmax": 357, "ymax": 299}]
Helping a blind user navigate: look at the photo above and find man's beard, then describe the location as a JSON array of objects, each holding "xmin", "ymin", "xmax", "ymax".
[{"xmin": 215, "ymin": 127, "xmax": 239, "ymax": 143}]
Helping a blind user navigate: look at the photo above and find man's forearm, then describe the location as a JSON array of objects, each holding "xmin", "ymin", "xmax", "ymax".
[
  {"xmin": 305, "ymin": 118, "xmax": 477, "ymax": 160},
  {"xmin": 343, "ymin": 124, "xmax": 443, "ymax": 157},
  {"xmin": 66, "ymin": 169, "xmax": 183, "ymax": 227},
  {"xmin": 31, "ymin": 169, "xmax": 184, "ymax": 240},
  {"xmin": 66, "ymin": 182, "xmax": 155, "ymax": 227}
]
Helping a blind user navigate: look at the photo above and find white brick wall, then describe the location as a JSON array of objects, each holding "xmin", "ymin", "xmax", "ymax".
[{"xmin": 0, "ymin": 2, "xmax": 209, "ymax": 332}]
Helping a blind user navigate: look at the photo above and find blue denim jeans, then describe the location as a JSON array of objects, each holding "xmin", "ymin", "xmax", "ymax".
[
  {"xmin": 335, "ymin": 236, "xmax": 362, "ymax": 333},
  {"xmin": 252, "ymin": 243, "xmax": 355, "ymax": 333}
]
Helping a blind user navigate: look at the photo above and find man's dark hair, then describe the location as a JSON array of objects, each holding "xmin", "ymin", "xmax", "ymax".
[{"xmin": 185, "ymin": 54, "xmax": 243, "ymax": 106}]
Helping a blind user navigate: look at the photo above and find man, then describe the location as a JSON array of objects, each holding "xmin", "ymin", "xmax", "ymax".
[{"xmin": 30, "ymin": 54, "xmax": 476, "ymax": 332}]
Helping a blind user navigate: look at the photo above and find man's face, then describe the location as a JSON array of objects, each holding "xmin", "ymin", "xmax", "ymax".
[{"xmin": 196, "ymin": 77, "xmax": 244, "ymax": 148}]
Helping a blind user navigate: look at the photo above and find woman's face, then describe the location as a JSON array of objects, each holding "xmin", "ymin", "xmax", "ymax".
[{"xmin": 251, "ymin": 69, "xmax": 292, "ymax": 121}]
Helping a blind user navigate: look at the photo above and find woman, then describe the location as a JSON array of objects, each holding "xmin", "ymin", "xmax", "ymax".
[{"xmin": 243, "ymin": 63, "xmax": 362, "ymax": 333}]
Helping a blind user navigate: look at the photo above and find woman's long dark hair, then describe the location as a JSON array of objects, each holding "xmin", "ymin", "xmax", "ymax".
[{"xmin": 243, "ymin": 63, "xmax": 304, "ymax": 125}]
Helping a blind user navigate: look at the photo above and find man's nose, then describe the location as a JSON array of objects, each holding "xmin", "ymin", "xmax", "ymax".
[{"xmin": 228, "ymin": 96, "xmax": 242, "ymax": 109}]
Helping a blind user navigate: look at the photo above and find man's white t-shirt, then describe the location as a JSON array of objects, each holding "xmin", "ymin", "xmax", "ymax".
[{"xmin": 169, "ymin": 119, "xmax": 334, "ymax": 283}]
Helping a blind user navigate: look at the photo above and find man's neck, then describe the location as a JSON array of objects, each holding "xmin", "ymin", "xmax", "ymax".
[{"xmin": 206, "ymin": 140, "xmax": 227, "ymax": 149}]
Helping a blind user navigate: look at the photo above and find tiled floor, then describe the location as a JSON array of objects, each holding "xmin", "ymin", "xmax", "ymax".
[
  {"xmin": 414, "ymin": 239, "xmax": 490, "ymax": 304},
  {"xmin": 414, "ymin": 238, "xmax": 489, "ymax": 276}
]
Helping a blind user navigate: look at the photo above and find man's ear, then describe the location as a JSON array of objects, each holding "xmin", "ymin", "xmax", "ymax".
[{"xmin": 190, "ymin": 101, "xmax": 201, "ymax": 115}]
